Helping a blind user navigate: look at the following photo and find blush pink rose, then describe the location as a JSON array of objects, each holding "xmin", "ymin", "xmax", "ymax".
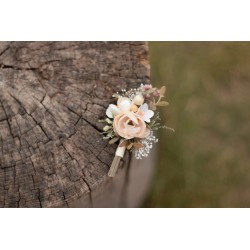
[{"xmin": 113, "ymin": 112, "xmax": 150, "ymax": 139}]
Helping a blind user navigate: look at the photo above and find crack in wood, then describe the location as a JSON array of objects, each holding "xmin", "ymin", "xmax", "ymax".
[{"xmin": 0, "ymin": 46, "xmax": 10, "ymax": 58}]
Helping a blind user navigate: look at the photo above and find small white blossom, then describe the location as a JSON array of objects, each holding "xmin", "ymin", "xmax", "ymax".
[
  {"xmin": 137, "ymin": 103, "xmax": 154, "ymax": 123},
  {"xmin": 133, "ymin": 94, "xmax": 144, "ymax": 106},
  {"xmin": 117, "ymin": 97, "xmax": 131, "ymax": 112},
  {"xmin": 106, "ymin": 97, "xmax": 132, "ymax": 118},
  {"xmin": 106, "ymin": 104, "xmax": 120, "ymax": 118}
]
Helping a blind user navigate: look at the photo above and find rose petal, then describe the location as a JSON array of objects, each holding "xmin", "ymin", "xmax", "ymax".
[
  {"xmin": 125, "ymin": 112, "xmax": 139, "ymax": 125},
  {"xmin": 113, "ymin": 112, "xmax": 150, "ymax": 139},
  {"xmin": 124, "ymin": 126, "xmax": 140, "ymax": 136}
]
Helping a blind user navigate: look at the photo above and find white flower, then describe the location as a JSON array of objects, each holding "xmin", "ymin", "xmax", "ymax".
[
  {"xmin": 117, "ymin": 97, "xmax": 131, "ymax": 112},
  {"xmin": 136, "ymin": 103, "xmax": 154, "ymax": 123},
  {"xmin": 106, "ymin": 104, "xmax": 120, "ymax": 118},
  {"xmin": 106, "ymin": 97, "xmax": 132, "ymax": 118},
  {"xmin": 133, "ymin": 94, "xmax": 144, "ymax": 106}
]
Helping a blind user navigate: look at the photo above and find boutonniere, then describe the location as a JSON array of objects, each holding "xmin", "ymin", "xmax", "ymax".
[{"xmin": 99, "ymin": 84, "xmax": 173, "ymax": 177}]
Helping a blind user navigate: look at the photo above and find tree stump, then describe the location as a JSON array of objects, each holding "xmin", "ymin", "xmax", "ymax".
[{"xmin": 0, "ymin": 42, "xmax": 154, "ymax": 207}]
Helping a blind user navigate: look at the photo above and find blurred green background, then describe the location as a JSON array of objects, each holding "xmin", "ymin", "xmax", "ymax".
[{"xmin": 144, "ymin": 42, "xmax": 250, "ymax": 207}]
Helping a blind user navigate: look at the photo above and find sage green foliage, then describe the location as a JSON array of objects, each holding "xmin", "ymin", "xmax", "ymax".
[{"xmin": 144, "ymin": 42, "xmax": 250, "ymax": 207}]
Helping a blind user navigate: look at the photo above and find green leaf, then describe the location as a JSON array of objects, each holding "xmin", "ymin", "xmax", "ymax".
[
  {"xmin": 103, "ymin": 125, "xmax": 111, "ymax": 131},
  {"xmin": 160, "ymin": 86, "xmax": 166, "ymax": 96},
  {"xmin": 105, "ymin": 132, "xmax": 114, "ymax": 138},
  {"xmin": 109, "ymin": 137, "xmax": 120, "ymax": 144},
  {"xmin": 156, "ymin": 101, "xmax": 169, "ymax": 106},
  {"xmin": 105, "ymin": 118, "xmax": 113, "ymax": 124}
]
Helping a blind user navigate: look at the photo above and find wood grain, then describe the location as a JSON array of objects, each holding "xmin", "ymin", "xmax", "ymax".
[{"xmin": 0, "ymin": 42, "xmax": 151, "ymax": 207}]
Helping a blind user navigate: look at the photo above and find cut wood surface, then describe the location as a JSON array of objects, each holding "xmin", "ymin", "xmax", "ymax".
[{"xmin": 0, "ymin": 42, "xmax": 152, "ymax": 207}]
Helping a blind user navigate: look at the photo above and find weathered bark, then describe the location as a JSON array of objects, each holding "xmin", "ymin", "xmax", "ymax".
[{"xmin": 0, "ymin": 42, "xmax": 151, "ymax": 207}]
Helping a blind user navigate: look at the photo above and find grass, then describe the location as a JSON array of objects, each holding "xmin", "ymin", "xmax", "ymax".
[{"xmin": 143, "ymin": 42, "xmax": 250, "ymax": 207}]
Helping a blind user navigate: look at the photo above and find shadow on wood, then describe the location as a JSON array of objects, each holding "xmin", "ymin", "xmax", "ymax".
[{"xmin": 0, "ymin": 42, "xmax": 154, "ymax": 207}]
